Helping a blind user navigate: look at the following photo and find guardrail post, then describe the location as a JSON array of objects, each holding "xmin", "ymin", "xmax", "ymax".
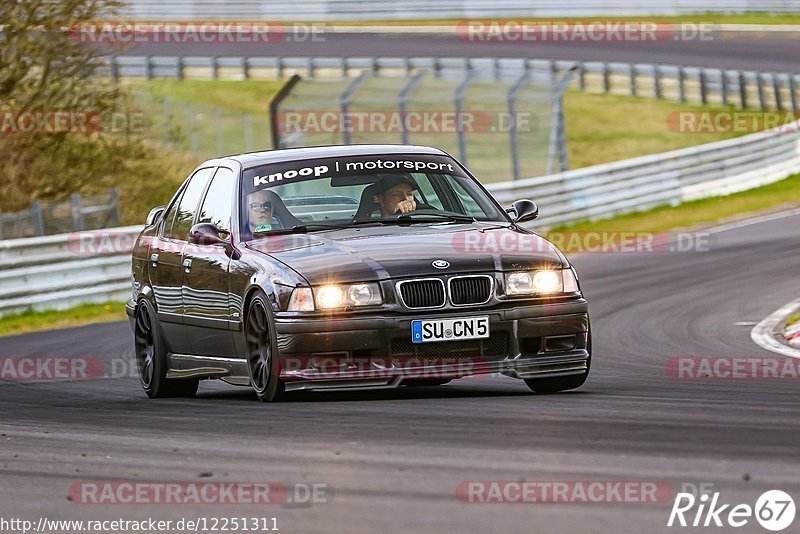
[
  {"xmin": 277, "ymin": 57, "xmax": 284, "ymax": 79},
  {"xmin": 71, "ymin": 193, "xmax": 83, "ymax": 231},
  {"xmin": 578, "ymin": 61, "xmax": 585, "ymax": 91},
  {"xmin": 790, "ymin": 75, "xmax": 799, "ymax": 113},
  {"xmin": 603, "ymin": 62, "xmax": 610, "ymax": 93},
  {"xmin": 176, "ymin": 56, "xmax": 184, "ymax": 80},
  {"xmin": 699, "ymin": 68, "xmax": 708, "ymax": 105},
  {"xmin": 433, "ymin": 58, "xmax": 442, "ymax": 79},
  {"xmin": 757, "ymin": 73, "xmax": 767, "ymax": 110},
  {"xmin": 145, "ymin": 56, "xmax": 153, "ymax": 80},
  {"xmin": 653, "ymin": 64, "xmax": 662, "ymax": 99},
  {"xmin": 242, "ymin": 57, "xmax": 250, "ymax": 80},
  {"xmin": 211, "ymin": 57, "xmax": 219, "ymax": 80},
  {"xmin": 308, "ymin": 57, "xmax": 315, "ymax": 78},
  {"xmin": 629, "ymin": 64, "xmax": 636, "ymax": 96},
  {"xmin": 773, "ymin": 73, "xmax": 784, "ymax": 111},
  {"xmin": 30, "ymin": 200, "xmax": 44, "ymax": 236},
  {"xmin": 739, "ymin": 71, "xmax": 748, "ymax": 109},
  {"xmin": 678, "ymin": 66, "xmax": 686, "ymax": 103},
  {"xmin": 721, "ymin": 69, "xmax": 729, "ymax": 106}
]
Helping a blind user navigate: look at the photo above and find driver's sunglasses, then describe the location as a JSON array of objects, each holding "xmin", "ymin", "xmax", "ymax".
[{"xmin": 249, "ymin": 202, "xmax": 273, "ymax": 212}]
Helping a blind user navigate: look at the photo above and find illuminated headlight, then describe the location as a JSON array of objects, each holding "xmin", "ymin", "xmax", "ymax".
[
  {"xmin": 505, "ymin": 269, "xmax": 580, "ymax": 296},
  {"xmin": 314, "ymin": 283, "xmax": 382, "ymax": 309}
]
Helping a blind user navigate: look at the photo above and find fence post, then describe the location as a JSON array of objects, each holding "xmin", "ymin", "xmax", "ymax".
[
  {"xmin": 145, "ymin": 56, "xmax": 153, "ymax": 80},
  {"xmin": 110, "ymin": 56, "xmax": 119, "ymax": 81},
  {"xmin": 756, "ymin": 73, "xmax": 767, "ymax": 110},
  {"xmin": 721, "ymin": 69, "xmax": 729, "ymax": 106},
  {"xmin": 629, "ymin": 63, "xmax": 636, "ymax": 96},
  {"xmin": 578, "ymin": 61, "xmax": 585, "ymax": 91},
  {"xmin": 678, "ymin": 66, "xmax": 686, "ymax": 103},
  {"xmin": 340, "ymin": 71, "xmax": 371, "ymax": 145},
  {"xmin": 176, "ymin": 56, "xmax": 184, "ymax": 80},
  {"xmin": 71, "ymin": 193, "xmax": 83, "ymax": 231},
  {"xmin": 109, "ymin": 188, "xmax": 120, "ymax": 226},
  {"xmin": 739, "ymin": 71, "xmax": 748, "ymax": 109},
  {"xmin": 773, "ymin": 73, "xmax": 784, "ymax": 111},
  {"xmin": 31, "ymin": 200, "xmax": 44, "ymax": 236},
  {"xmin": 699, "ymin": 68, "xmax": 708, "ymax": 105},
  {"xmin": 603, "ymin": 62, "xmax": 611, "ymax": 93},
  {"xmin": 397, "ymin": 71, "xmax": 426, "ymax": 145},
  {"xmin": 242, "ymin": 57, "xmax": 250, "ymax": 80},
  {"xmin": 308, "ymin": 57, "xmax": 315, "ymax": 78},
  {"xmin": 454, "ymin": 72, "xmax": 475, "ymax": 166},
  {"xmin": 790, "ymin": 75, "xmax": 799, "ymax": 113},
  {"xmin": 244, "ymin": 114, "xmax": 253, "ymax": 151},
  {"xmin": 653, "ymin": 64, "xmax": 662, "ymax": 99},
  {"xmin": 211, "ymin": 56, "xmax": 219, "ymax": 80},
  {"xmin": 507, "ymin": 72, "xmax": 529, "ymax": 181},
  {"xmin": 188, "ymin": 101, "xmax": 198, "ymax": 151},
  {"xmin": 277, "ymin": 57, "xmax": 285, "ymax": 79}
]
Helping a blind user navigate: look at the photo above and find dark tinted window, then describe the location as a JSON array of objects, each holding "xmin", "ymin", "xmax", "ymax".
[
  {"xmin": 167, "ymin": 167, "xmax": 214, "ymax": 240},
  {"xmin": 197, "ymin": 167, "xmax": 235, "ymax": 233}
]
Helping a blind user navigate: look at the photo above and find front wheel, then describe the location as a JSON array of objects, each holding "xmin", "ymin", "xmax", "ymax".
[
  {"xmin": 134, "ymin": 300, "xmax": 198, "ymax": 398},
  {"xmin": 245, "ymin": 292, "xmax": 285, "ymax": 402}
]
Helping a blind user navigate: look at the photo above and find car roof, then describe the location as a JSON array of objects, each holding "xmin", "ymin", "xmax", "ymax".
[{"xmin": 214, "ymin": 144, "xmax": 449, "ymax": 169}]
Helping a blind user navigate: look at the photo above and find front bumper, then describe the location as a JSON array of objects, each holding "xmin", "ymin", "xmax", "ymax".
[{"xmin": 274, "ymin": 299, "xmax": 590, "ymax": 392}]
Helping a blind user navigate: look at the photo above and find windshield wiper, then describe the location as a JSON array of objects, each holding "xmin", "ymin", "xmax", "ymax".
[
  {"xmin": 396, "ymin": 213, "xmax": 477, "ymax": 224},
  {"xmin": 254, "ymin": 222, "xmax": 357, "ymax": 236}
]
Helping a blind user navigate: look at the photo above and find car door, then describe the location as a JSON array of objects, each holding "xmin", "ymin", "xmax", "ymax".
[
  {"xmin": 182, "ymin": 167, "xmax": 238, "ymax": 357},
  {"xmin": 149, "ymin": 167, "xmax": 215, "ymax": 355}
]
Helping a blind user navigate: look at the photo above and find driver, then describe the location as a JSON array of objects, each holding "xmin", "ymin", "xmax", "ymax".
[{"xmin": 374, "ymin": 174, "xmax": 420, "ymax": 217}]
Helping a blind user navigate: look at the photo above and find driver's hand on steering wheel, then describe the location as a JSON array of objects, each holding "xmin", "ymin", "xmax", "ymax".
[{"xmin": 394, "ymin": 198, "xmax": 417, "ymax": 214}]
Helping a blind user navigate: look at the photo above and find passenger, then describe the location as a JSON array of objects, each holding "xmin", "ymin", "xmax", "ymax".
[{"xmin": 246, "ymin": 190, "xmax": 275, "ymax": 233}]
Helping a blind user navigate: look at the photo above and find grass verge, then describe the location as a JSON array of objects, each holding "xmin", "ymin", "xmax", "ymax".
[
  {"xmin": 0, "ymin": 302, "xmax": 127, "ymax": 338},
  {"xmin": 554, "ymin": 173, "xmax": 800, "ymax": 233}
]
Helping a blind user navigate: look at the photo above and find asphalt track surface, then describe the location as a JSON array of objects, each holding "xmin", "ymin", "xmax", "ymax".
[
  {"xmin": 1, "ymin": 210, "xmax": 799, "ymax": 533},
  {"xmin": 117, "ymin": 31, "xmax": 800, "ymax": 72}
]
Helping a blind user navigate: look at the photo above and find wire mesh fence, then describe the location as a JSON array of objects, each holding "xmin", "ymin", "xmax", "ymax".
[{"xmin": 0, "ymin": 189, "xmax": 120, "ymax": 240}]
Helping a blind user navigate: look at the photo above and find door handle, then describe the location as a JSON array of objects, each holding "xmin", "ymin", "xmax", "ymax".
[
  {"xmin": 183, "ymin": 258, "xmax": 192, "ymax": 273},
  {"xmin": 150, "ymin": 253, "xmax": 159, "ymax": 267}
]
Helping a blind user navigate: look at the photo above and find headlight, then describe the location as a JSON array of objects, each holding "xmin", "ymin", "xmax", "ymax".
[
  {"xmin": 505, "ymin": 269, "xmax": 580, "ymax": 296},
  {"xmin": 314, "ymin": 283, "xmax": 382, "ymax": 309}
]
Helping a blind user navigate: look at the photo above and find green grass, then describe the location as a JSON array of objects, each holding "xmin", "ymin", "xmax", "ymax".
[
  {"xmin": 125, "ymin": 79, "xmax": 287, "ymax": 115},
  {"xmin": 0, "ymin": 302, "xmax": 127, "ymax": 338},
  {"xmin": 786, "ymin": 313, "xmax": 800, "ymax": 328},
  {"xmin": 554, "ymin": 173, "xmax": 800, "ymax": 233}
]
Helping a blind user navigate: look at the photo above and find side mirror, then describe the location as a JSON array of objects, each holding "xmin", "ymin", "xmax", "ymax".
[
  {"xmin": 189, "ymin": 223, "xmax": 229, "ymax": 246},
  {"xmin": 146, "ymin": 205, "xmax": 166, "ymax": 226},
  {"xmin": 507, "ymin": 199, "xmax": 539, "ymax": 223}
]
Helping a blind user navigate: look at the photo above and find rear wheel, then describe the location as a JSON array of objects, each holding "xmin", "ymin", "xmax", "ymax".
[
  {"xmin": 524, "ymin": 325, "xmax": 592, "ymax": 394},
  {"xmin": 134, "ymin": 301, "xmax": 198, "ymax": 398},
  {"xmin": 245, "ymin": 293, "xmax": 285, "ymax": 402}
]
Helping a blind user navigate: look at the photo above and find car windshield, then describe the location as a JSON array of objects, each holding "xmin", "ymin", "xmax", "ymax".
[{"xmin": 240, "ymin": 153, "xmax": 508, "ymax": 239}]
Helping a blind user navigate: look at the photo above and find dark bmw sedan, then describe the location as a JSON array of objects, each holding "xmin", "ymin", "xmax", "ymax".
[{"xmin": 127, "ymin": 145, "xmax": 591, "ymax": 401}]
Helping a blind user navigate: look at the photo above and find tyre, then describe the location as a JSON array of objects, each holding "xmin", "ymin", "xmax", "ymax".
[
  {"xmin": 524, "ymin": 325, "xmax": 592, "ymax": 394},
  {"xmin": 134, "ymin": 300, "xmax": 199, "ymax": 398},
  {"xmin": 245, "ymin": 292, "xmax": 285, "ymax": 402}
]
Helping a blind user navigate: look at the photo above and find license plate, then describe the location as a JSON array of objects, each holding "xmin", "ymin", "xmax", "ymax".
[{"xmin": 411, "ymin": 316, "xmax": 490, "ymax": 344}]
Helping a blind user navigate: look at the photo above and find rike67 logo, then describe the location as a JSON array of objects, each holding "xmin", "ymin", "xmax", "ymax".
[{"xmin": 668, "ymin": 490, "xmax": 795, "ymax": 531}]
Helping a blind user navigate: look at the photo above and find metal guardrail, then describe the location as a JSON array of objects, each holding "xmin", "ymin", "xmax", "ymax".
[
  {"xmin": 121, "ymin": 0, "xmax": 800, "ymax": 20},
  {"xmin": 109, "ymin": 56, "xmax": 800, "ymax": 112},
  {"xmin": 1, "ymin": 124, "xmax": 798, "ymax": 316}
]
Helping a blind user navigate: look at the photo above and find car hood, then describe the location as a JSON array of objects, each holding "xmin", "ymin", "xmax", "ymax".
[{"xmin": 246, "ymin": 223, "xmax": 567, "ymax": 285}]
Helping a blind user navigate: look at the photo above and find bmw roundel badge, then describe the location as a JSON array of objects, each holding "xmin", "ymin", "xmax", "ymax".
[{"xmin": 432, "ymin": 260, "xmax": 450, "ymax": 269}]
